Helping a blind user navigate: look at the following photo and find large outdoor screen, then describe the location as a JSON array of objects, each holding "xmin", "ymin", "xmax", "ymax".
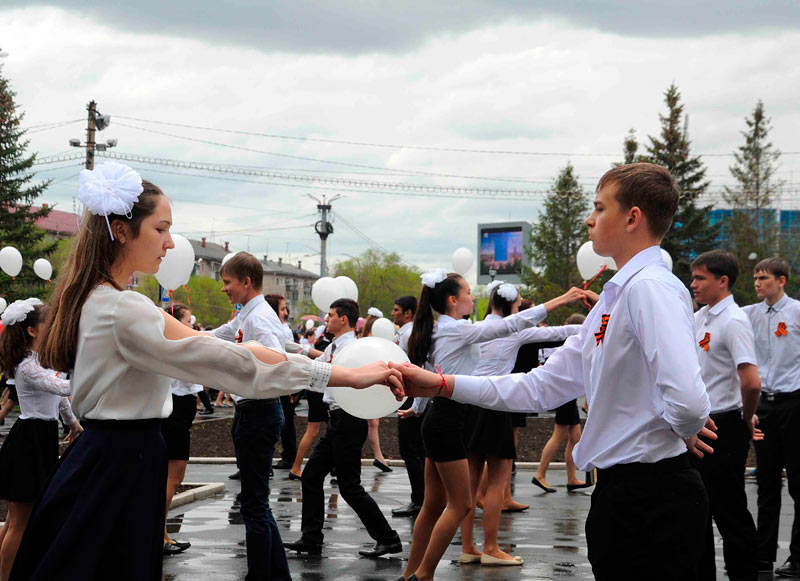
[{"xmin": 480, "ymin": 227, "xmax": 524, "ymax": 276}]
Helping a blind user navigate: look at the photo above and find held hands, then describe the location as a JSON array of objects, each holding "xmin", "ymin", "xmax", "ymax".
[
  {"xmin": 64, "ymin": 421, "xmax": 83, "ymax": 444},
  {"xmin": 346, "ymin": 361, "xmax": 405, "ymax": 400},
  {"xmin": 685, "ymin": 416, "xmax": 718, "ymax": 459},
  {"xmin": 387, "ymin": 361, "xmax": 454, "ymax": 399},
  {"xmin": 749, "ymin": 414, "xmax": 764, "ymax": 442},
  {"xmin": 543, "ymin": 287, "xmax": 595, "ymax": 313},
  {"xmin": 397, "ymin": 408, "xmax": 418, "ymax": 419}
]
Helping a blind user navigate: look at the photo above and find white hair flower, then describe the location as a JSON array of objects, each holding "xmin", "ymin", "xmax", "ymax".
[
  {"xmin": 421, "ymin": 268, "xmax": 448, "ymax": 288},
  {"xmin": 1, "ymin": 297, "xmax": 43, "ymax": 327},
  {"xmin": 368, "ymin": 307, "xmax": 383, "ymax": 318},
  {"xmin": 486, "ymin": 280, "xmax": 505, "ymax": 295},
  {"xmin": 497, "ymin": 283, "xmax": 519, "ymax": 302},
  {"xmin": 78, "ymin": 162, "xmax": 144, "ymax": 240}
]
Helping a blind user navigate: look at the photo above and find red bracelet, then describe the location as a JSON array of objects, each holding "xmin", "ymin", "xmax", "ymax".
[{"xmin": 434, "ymin": 365, "xmax": 451, "ymax": 398}]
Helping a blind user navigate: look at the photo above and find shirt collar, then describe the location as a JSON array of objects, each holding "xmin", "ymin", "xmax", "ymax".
[
  {"xmin": 484, "ymin": 313, "xmax": 502, "ymax": 321},
  {"xmin": 399, "ymin": 321, "xmax": 413, "ymax": 332},
  {"xmin": 602, "ymin": 246, "xmax": 665, "ymax": 303},
  {"xmin": 766, "ymin": 293, "xmax": 790, "ymax": 313},
  {"xmin": 332, "ymin": 330, "xmax": 355, "ymax": 345},
  {"xmin": 437, "ymin": 314, "xmax": 459, "ymax": 326},
  {"xmin": 707, "ymin": 294, "xmax": 735, "ymax": 316},
  {"xmin": 239, "ymin": 294, "xmax": 265, "ymax": 320}
]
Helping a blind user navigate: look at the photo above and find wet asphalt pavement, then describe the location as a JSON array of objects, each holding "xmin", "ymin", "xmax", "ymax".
[{"xmin": 163, "ymin": 463, "xmax": 792, "ymax": 581}]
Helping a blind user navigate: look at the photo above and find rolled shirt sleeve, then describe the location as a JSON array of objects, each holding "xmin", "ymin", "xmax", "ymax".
[{"xmin": 456, "ymin": 304, "xmax": 547, "ymax": 345}]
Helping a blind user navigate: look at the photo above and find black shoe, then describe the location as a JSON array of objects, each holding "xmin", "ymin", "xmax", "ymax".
[
  {"xmin": 373, "ymin": 459, "xmax": 393, "ymax": 473},
  {"xmin": 171, "ymin": 539, "xmax": 191, "ymax": 550},
  {"xmin": 511, "ymin": 460, "xmax": 516, "ymax": 474},
  {"xmin": 228, "ymin": 470, "xmax": 240, "ymax": 480},
  {"xmin": 330, "ymin": 478, "xmax": 338, "ymax": 486},
  {"xmin": 273, "ymin": 460, "xmax": 293, "ymax": 470},
  {"xmin": 758, "ymin": 561, "xmax": 774, "ymax": 574},
  {"xmin": 163, "ymin": 541, "xmax": 189, "ymax": 555},
  {"xmin": 775, "ymin": 558, "xmax": 800, "ymax": 577},
  {"xmin": 198, "ymin": 409, "xmax": 214, "ymax": 415},
  {"xmin": 284, "ymin": 539, "xmax": 323, "ymax": 555},
  {"xmin": 288, "ymin": 472, "xmax": 302, "ymax": 481},
  {"xmin": 358, "ymin": 540, "xmax": 402, "ymax": 558},
  {"xmin": 531, "ymin": 476, "xmax": 556, "ymax": 493},
  {"xmin": 392, "ymin": 502, "xmax": 422, "ymax": 517},
  {"xmin": 566, "ymin": 482, "xmax": 594, "ymax": 492}
]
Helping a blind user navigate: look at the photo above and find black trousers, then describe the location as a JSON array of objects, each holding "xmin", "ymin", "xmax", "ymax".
[
  {"xmin": 397, "ymin": 399, "xmax": 425, "ymax": 506},
  {"xmin": 300, "ymin": 411, "xmax": 399, "ymax": 546},
  {"xmin": 586, "ymin": 453, "xmax": 708, "ymax": 581},
  {"xmin": 754, "ymin": 395, "xmax": 800, "ymax": 563},
  {"xmin": 278, "ymin": 395, "xmax": 298, "ymax": 463},
  {"xmin": 695, "ymin": 410, "xmax": 757, "ymax": 580},
  {"xmin": 198, "ymin": 389, "xmax": 213, "ymax": 412}
]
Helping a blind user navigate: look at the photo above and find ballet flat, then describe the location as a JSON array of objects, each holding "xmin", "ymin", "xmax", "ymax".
[
  {"xmin": 480, "ymin": 554, "xmax": 523, "ymax": 566},
  {"xmin": 459, "ymin": 552, "xmax": 483, "ymax": 564},
  {"xmin": 566, "ymin": 482, "xmax": 594, "ymax": 492},
  {"xmin": 531, "ymin": 476, "xmax": 556, "ymax": 493}
]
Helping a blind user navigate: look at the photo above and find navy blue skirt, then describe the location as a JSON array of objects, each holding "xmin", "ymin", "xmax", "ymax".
[{"xmin": 10, "ymin": 419, "xmax": 167, "ymax": 581}]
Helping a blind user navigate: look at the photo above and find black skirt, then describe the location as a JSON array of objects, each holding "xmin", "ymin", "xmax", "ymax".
[
  {"xmin": 161, "ymin": 393, "xmax": 198, "ymax": 461},
  {"xmin": 554, "ymin": 399, "xmax": 580, "ymax": 426},
  {"xmin": 306, "ymin": 390, "xmax": 329, "ymax": 423},
  {"xmin": 10, "ymin": 419, "xmax": 167, "ymax": 581},
  {"xmin": 421, "ymin": 397, "xmax": 470, "ymax": 462},
  {"xmin": 0, "ymin": 418, "xmax": 59, "ymax": 502},
  {"xmin": 467, "ymin": 408, "xmax": 516, "ymax": 460}
]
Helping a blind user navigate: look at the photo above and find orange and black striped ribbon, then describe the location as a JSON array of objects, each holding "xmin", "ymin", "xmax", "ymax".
[
  {"xmin": 594, "ymin": 314, "xmax": 610, "ymax": 346},
  {"xmin": 776, "ymin": 322, "xmax": 788, "ymax": 337},
  {"xmin": 698, "ymin": 332, "xmax": 710, "ymax": 352}
]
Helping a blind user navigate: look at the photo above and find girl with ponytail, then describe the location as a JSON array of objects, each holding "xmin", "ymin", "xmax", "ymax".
[{"xmin": 400, "ymin": 270, "xmax": 585, "ymax": 580}]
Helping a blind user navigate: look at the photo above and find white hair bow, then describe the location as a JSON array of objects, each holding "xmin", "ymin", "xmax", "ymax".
[
  {"xmin": 1, "ymin": 297, "xmax": 43, "ymax": 327},
  {"xmin": 368, "ymin": 307, "xmax": 383, "ymax": 318},
  {"xmin": 486, "ymin": 280, "xmax": 505, "ymax": 295},
  {"xmin": 420, "ymin": 268, "xmax": 448, "ymax": 288},
  {"xmin": 78, "ymin": 162, "xmax": 144, "ymax": 240},
  {"xmin": 497, "ymin": 283, "xmax": 519, "ymax": 302}
]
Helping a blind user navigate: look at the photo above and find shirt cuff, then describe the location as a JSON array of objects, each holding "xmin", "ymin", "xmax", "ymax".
[
  {"xmin": 309, "ymin": 360, "xmax": 332, "ymax": 392},
  {"xmin": 452, "ymin": 375, "xmax": 484, "ymax": 406}
]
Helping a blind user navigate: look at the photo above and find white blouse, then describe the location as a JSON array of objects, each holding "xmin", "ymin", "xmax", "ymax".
[
  {"xmin": 16, "ymin": 353, "xmax": 77, "ymax": 425},
  {"xmin": 70, "ymin": 287, "xmax": 331, "ymax": 420},
  {"xmin": 170, "ymin": 379, "xmax": 204, "ymax": 397}
]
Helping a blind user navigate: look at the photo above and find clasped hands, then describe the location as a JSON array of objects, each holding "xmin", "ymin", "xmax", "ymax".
[{"xmin": 348, "ymin": 360, "xmax": 447, "ymax": 400}]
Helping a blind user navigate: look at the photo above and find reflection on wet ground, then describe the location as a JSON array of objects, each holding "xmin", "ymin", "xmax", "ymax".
[{"xmin": 163, "ymin": 464, "xmax": 790, "ymax": 580}]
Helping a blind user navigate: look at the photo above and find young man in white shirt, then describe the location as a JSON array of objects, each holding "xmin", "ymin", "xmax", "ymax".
[
  {"xmin": 285, "ymin": 298, "xmax": 402, "ymax": 558},
  {"xmin": 690, "ymin": 250, "xmax": 761, "ymax": 580},
  {"xmin": 213, "ymin": 253, "xmax": 290, "ymax": 581},
  {"xmin": 391, "ymin": 162, "xmax": 715, "ymax": 581},
  {"xmin": 390, "ymin": 295, "xmax": 424, "ymax": 517},
  {"xmin": 742, "ymin": 257, "xmax": 800, "ymax": 577}
]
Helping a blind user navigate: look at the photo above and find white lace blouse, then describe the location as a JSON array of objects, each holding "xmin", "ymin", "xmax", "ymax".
[
  {"xmin": 70, "ymin": 287, "xmax": 331, "ymax": 420},
  {"xmin": 16, "ymin": 353, "xmax": 77, "ymax": 425}
]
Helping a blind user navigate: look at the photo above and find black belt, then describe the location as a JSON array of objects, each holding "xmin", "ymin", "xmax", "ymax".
[
  {"xmin": 710, "ymin": 408, "xmax": 742, "ymax": 421},
  {"xmin": 760, "ymin": 391, "xmax": 800, "ymax": 403},
  {"xmin": 235, "ymin": 398, "xmax": 280, "ymax": 408},
  {"xmin": 596, "ymin": 452, "xmax": 692, "ymax": 480},
  {"xmin": 328, "ymin": 408, "xmax": 346, "ymax": 418}
]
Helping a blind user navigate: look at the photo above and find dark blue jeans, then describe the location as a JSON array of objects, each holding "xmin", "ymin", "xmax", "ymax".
[{"xmin": 232, "ymin": 401, "xmax": 289, "ymax": 581}]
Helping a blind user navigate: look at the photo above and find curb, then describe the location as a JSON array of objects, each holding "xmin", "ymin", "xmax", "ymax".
[
  {"xmin": 188, "ymin": 457, "xmax": 570, "ymax": 471},
  {"xmin": 170, "ymin": 482, "xmax": 225, "ymax": 510}
]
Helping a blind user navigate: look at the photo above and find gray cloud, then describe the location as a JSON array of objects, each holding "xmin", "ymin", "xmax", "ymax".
[{"xmin": 5, "ymin": 0, "xmax": 800, "ymax": 55}]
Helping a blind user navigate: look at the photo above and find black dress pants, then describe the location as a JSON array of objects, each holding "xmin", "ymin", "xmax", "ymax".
[
  {"xmin": 695, "ymin": 410, "xmax": 757, "ymax": 580},
  {"xmin": 300, "ymin": 410, "xmax": 399, "ymax": 546},
  {"xmin": 278, "ymin": 395, "xmax": 298, "ymax": 463},
  {"xmin": 397, "ymin": 398, "xmax": 425, "ymax": 506},
  {"xmin": 754, "ymin": 395, "xmax": 800, "ymax": 564},
  {"xmin": 586, "ymin": 453, "xmax": 708, "ymax": 581}
]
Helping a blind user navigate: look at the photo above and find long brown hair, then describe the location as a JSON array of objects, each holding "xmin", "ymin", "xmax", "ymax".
[
  {"xmin": 0, "ymin": 304, "xmax": 47, "ymax": 378},
  {"xmin": 407, "ymin": 273, "xmax": 463, "ymax": 367},
  {"xmin": 38, "ymin": 181, "xmax": 165, "ymax": 372}
]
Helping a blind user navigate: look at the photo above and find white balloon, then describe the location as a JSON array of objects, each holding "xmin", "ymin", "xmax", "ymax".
[
  {"xmin": 330, "ymin": 337, "xmax": 408, "ymax": 419},
  {"xmin": 155, "ymin": 234, "xmax": 196, "ymax": 290},
  {"xmin": 305, "ymin": 319, "xmax": 315, "ymax": 330},
  {"xmin": 0, "ymin": 297, "xmax": 6, "ymax": 315},
  {"xmin": 452, "ymin": 247, "xmax": 474, "ymax": 275},
  {"xmin": 222, "ymin": 252, "xmax": 236, "ymax": 266},
  {"xmin": 0, "ymin": 247, "xmax": 23, "ymax": 277},
  {"xmin": 370, "ymin": 318, "xmax": 396, "ymax": 341},
  {"xmin": 576, "ymin": 241, "xmax": 613, "ymax": 280},
  {"xmin": 661, "ymin": 248, "xmax": 673, "ymax": 271},
  {"xmin": 311, "ymin": 277, "xmax": 347, "ymax": 312},
  {"xmin": 33, "ymin": 258, "xmax": 53, "ymax": 281},
  {"xmin": 335, "ymin": 275, "xmax": 359, "ymax": 301}
]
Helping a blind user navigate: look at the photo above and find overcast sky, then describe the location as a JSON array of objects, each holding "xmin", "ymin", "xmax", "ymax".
[{"xmin": 2, "ymin": 2, "xmax": 799, "ymax": 284}]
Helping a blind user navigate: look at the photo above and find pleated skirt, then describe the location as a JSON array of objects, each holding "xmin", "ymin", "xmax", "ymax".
[
  {"xmin": 10, "ymin": 418, "xmax": 167, "ymax": 581},
  {"xmin": 0, "ymin": 418, "xmax": 59, "ymax": 502}
]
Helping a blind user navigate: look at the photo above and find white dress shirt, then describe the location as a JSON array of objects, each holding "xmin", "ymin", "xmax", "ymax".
[
  {"xmin": 16, "ymin": 353, "xmax": 76, "ymax": 425},
  {"xmin": 694, "ymin": 295, "xmax": 757, "ymax": 413},
  {"xmin": 743, "ymin": 294, "xmax": 800, "ymax": 393},
  {"xmin": 213, "ymin": 295, "xmax": 286, "ymax": 402},
  {"xmin": 451, "ymin": 246, "xmax": 710, "ymax": 471},
  {"xmin": 170, "ymin": 379, "xmax": 204, "ymax": 397},
  {"xmin": 70, "ymin": 287, "xmax": 331, "ymax": 420},
  {"xmin": 322, "ymin": 330, "xmax": 357, "ymax": 408},
  {"xmin": 473, "ymin": 317, "xmax": 581, "ymax": 377},
  {"xmin": 395, "ymin": 322, "xmax": 413, "ymax": 353},
  {"xmin": 282, "ymin": 323, "xmax": 295, "ymax": 344}
]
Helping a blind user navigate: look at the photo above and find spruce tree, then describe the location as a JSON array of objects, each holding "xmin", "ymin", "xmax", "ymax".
[
  {"xmin": 0, "ymin": 65, "xmax": 56, "ymax": 300},
  {"xmin": 645, "ymin": 84, "xmax": 717, "ymax": 285},
  {"xmin": 722, "ymin": 101, "xmax": 787, "ymax": 304}
]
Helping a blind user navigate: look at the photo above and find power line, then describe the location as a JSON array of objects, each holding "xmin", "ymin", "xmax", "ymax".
[
  {"xmin": 24, "ymin": 119, "xmax": 83, "ymax": 131},
  {"xmin": 113, "ymin": 114, "xmax": 800, "ymax": 158}
]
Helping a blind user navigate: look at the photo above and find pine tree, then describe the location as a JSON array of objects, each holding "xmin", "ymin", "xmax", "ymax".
[
  {"xmin": 622, "ymin": 128, "xmax": 642, "ymax": 164},
  {"xmin": 522, "ymin": 162, "xmax": 592, "ymax": 321},
  {"xmin": 0, "ymin": 65, "xmax": 56, "ymax": 300},
  {"xmin": 645, "ymin": 84, "xmax": 717, "ymax": 285},
  {"xmin": 722, "ymin": 101, "xmax": 786, "ymax": 304}
]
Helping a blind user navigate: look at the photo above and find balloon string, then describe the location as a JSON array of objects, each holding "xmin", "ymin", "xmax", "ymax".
[
  {"xmin": 182, "ymin": 285, "xmax": 192, "ymax": 308},
  {"xmin": 169, "ymin": 289, "xmax": 174, "ymax": 315},
  {"xmin": 583, "ymin": 265, "xmax": 607, "ymax": 290}
]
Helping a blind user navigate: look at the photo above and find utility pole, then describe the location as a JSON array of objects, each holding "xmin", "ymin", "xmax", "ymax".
[
  {"xmin": 69, "ymin": 100, "xmax": 115, "ymax": 168},
  {"xmin": 85, "ymin": 100, "xmax": 97, "ymax": 170},
  {"xmin": 307, "ymin": 193, "xmax": 342, "ymax": 278}
]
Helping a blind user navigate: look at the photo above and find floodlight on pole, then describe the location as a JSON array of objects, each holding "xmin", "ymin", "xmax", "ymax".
[{"xmin": 309, "ymin": 193, "xmax": 343, "ymax": 279}]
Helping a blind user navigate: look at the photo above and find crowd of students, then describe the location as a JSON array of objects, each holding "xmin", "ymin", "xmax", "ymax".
[{"xmin": 0, "ymin": 160, "xmax": 798, "ymax": 581}]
